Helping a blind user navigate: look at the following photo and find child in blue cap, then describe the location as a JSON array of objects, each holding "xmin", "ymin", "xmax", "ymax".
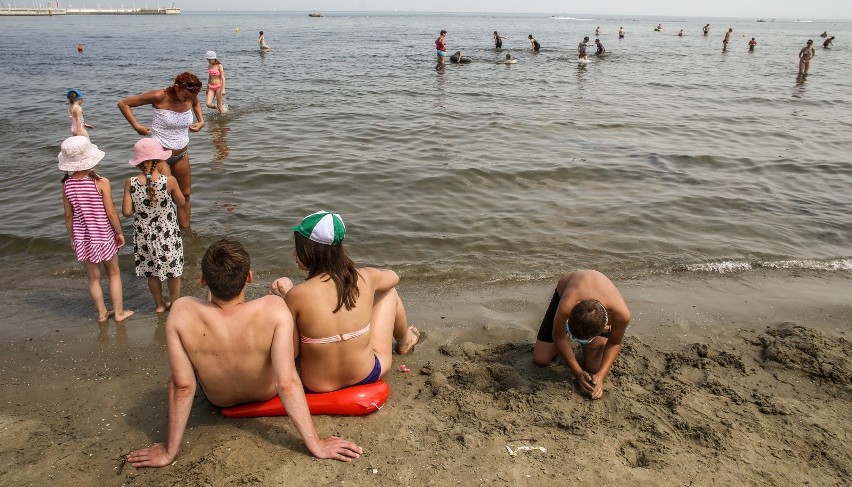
[{"xmin": 67, "ymin": 89, "xmax": 94, "ymax": 138}]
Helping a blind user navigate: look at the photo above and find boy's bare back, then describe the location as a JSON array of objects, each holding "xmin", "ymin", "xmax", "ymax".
[{"xmin": 167, "ymin": 294, "xmax": 292, "ymax": 407}]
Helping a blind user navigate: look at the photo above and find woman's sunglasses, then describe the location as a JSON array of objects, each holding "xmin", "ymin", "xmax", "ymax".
[{"xmin": 180, "ymin": 81, "xmax": 202, "ymax": 91}]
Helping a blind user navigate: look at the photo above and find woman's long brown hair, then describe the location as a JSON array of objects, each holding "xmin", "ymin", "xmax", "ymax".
[{"xmin": 294, "ymin": 232, "xmax": 360, "ymax": 312}]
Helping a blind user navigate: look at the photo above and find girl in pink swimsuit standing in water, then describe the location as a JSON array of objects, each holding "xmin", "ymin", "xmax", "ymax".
[{"xmin": 204, "ymin": 51, "xmax": 227, "ymax": 113}]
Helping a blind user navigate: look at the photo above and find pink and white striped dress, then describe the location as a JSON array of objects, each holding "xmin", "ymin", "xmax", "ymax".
[{"xmin": 63, "ymin": 176, "xmax": 119, "ymax": 263}]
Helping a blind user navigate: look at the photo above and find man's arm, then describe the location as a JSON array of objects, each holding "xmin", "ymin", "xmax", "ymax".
[
  {"xmin": 268, "ymin": 297, "xmax": 362, "ymax": 461},
  {"xmin": 127, "ymin": 301, "xmax": 197, "ymax": 467}
]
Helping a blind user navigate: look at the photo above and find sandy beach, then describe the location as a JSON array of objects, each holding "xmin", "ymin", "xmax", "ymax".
[{"xmin": 0, "ymin": 270, "xmax": 849, "ymax": 486}]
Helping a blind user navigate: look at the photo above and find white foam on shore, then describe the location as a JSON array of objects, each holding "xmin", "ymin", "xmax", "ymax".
[{"xmin": 685, "ymin": 258, "xmax": 852, "ymax": 274}]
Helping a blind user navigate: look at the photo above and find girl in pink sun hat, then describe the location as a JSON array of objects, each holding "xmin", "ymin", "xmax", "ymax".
[
  {"xmin": 122, "ymin": 138, "xmax": 187, "ymax": 313},
  {"xmin": 59, "ymin": 136, "xmax": 133, "ymax": 324}
]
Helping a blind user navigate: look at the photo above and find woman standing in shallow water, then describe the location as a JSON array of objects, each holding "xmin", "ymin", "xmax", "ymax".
[
  {"xmin": 798, "ymin": 39, "xmax": 816, "ymax": 75},
  {"xmin": 269, "ymin": 211, "xmax": 420, "ymax": 393},
  {"xmin": 118, "ymin": 72, "xmax": 205, "ymax": 229}
]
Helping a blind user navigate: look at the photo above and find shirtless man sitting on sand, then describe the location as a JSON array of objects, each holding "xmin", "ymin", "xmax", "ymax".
[
  {"xmin": 532, "ymin": 270, "xmax": 631, "ymax": 399},
  {"xmin": 127, "ymin": 239, "xmax": 362, "ymax": 468}
]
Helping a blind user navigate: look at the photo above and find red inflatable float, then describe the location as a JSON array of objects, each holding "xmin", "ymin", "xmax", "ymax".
[{"xmin": 220, "ymin": 380, "xmax": 390, "ymax": 418}]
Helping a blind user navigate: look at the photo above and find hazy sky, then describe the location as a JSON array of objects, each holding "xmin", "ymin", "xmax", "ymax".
[{"xmin": 162, "ymin": 1, "xmax": 852, "ymax": 20}]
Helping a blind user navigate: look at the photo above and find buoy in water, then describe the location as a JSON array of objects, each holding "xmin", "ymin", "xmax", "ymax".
[
  {"xmin": 76, "ymin": 43, "xmax": 83, "ymax": 52},
  {"xmin": 235, "ymin": 27, "xmax": 240, "ymax": 32}
]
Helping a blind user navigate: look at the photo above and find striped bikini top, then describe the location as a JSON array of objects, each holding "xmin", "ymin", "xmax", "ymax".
[{"xmin": 300, "ymin": 323, "xmax": 371, "ymax": 344}]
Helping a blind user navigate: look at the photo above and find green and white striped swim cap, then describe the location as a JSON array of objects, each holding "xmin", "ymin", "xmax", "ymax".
[{"xmin": 292, "ymin": 211, "xmax": 346, "ymax": 245}]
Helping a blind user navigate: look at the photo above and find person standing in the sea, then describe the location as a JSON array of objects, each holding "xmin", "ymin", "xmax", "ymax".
[
  {"xmin": 258, "ymin": 31, "xmax": 270, "ymax": 50},
  {"xmin": 703, "ymin": 23, "xmax": 710, "ymax": 36},
  {"xmin": 436, "ymin": 30, "xmax": 448, "ymax": 64},
  {"xmin": 578, "ymin": 36, "xmax": 589, "ymax": 60},
  {"xmin": 532, "ymin": 270, "xmax": 631, "ymax": 400},
  {"xmin": 493, "ymin": 31, "xmax": 508, "ymax": 49},
  {"xmin": 618, "ymin": 26, "xmax": 625, "ymax": 39},
  {"xmin": 118, "ymin": 72, "xmax": 205, "ymax": 229},
  {"xmin": 748, "ymin": 38, "xmax": 758, "ymax": 52},
  {"xmin": 723, "ymin": 28, "xmax": 732, "ymax": 51},
  {"xmin": 798, "ymin": 39, "xmax": 816, "ymax": 75},
  {"xmin": 528, "ymin": 34, "xmax": 541, "ymax": 52}
]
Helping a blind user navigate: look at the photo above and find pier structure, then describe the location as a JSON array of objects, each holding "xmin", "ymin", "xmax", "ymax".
[{"xmin": 0, "ymin": 2, "xmax": 180, "ymax": 15}]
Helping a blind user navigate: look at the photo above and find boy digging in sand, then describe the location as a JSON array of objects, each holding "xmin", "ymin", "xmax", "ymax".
[{"xmin": 533, "ymin": 270, "xmax": 631, "ymax": 399}]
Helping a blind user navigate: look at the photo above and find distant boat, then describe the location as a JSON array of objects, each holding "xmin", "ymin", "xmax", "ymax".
[
  {"xmin": 308, "ymin": 12, "xmax": 322, "ymax": 17},
  {"xmin": 757, "ymin": 19, "xmax": 766, "ymax": 22}
]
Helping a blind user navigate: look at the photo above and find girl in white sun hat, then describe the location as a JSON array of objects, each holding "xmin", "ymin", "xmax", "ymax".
[{"xmin": 59, "ymin": 136, "xmax": 134, "ymax": 324}]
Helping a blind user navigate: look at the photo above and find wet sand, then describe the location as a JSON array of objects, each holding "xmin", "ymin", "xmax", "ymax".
[{"xmin": 0, "ymin": 271, "xmax": 850, "ymax": 485}]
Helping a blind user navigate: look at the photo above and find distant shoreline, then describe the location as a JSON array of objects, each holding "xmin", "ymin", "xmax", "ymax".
[{"xmin": 0, "ymin": 7, "xmax": 180, "ymax": 16}]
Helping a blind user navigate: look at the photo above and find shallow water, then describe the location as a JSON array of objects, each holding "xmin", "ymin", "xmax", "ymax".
[{"xmin": 0, "ymin": 12, "xmax": 850, "ymax": 283}]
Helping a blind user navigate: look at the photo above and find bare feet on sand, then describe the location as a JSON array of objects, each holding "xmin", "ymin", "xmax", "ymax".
[
  {"xmin": 97, "ymin": 311, "xmax": 115, "ymax": 324},
  {"xmin": 395, "ymin": 326, "xmax": 421, "ymax": 355},
  {"xmin": 114, "ymin": 310, "xmax": 135, "ymax": 323},
  {"xmin": 155, "ymin": 303, "xmax": 171, "ymax": 314}
]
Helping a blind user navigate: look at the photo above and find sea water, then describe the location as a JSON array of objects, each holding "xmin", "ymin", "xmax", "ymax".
[{"xmin": 0, "ymin": 12, "xmax": 850, "ymax": 284}]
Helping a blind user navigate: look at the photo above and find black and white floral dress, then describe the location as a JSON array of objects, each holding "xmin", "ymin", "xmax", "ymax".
[{"xmin": 130, "ymin": 175, "xmax": 184, "ymax": 280}]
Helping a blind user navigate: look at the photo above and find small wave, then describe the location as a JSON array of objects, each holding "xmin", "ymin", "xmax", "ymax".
[
  {"xmin": 681, "ymin": 259, "xmax": 852, "ymax": 274},
  {"xmin": 550, "ymin": 16, "xmax": 593, "ymax": 21}
]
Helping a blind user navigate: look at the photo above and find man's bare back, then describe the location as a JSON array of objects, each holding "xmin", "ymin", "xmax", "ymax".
[{"xmin": 171, "ymin": 294, "xmax": 287, "ymax": 407}]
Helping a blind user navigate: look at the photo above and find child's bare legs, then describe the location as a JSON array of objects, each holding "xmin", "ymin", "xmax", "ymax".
[
  {"xmin": 166, "ymin": 277, "xmax": 181, "ymax": 310},
  {"xmin": 147, "ymin": 276, "xmax": 167, "ymax": 313},
  {"xmin": 215, "ymin": 90, "xmax": 225, "ymax": 113},
  {"xmin": 205, "ymin": 88, "xmax": 217, "ymax": 109},
  {"xmin": 370, "ymin": 288, "xmax": 420, "ymax": 377},
  {"xmin": 104, "ymin": 256, "xmax": 133, "ymax": 322},
  {"xmin": 85, "ymin": 261, "xmax": 110, "ymax": 322}
]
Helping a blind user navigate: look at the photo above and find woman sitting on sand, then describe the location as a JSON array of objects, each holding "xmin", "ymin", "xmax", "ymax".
[{"xmin": 270, "ymin": 211, "xmax": 420, "ymax": 393}]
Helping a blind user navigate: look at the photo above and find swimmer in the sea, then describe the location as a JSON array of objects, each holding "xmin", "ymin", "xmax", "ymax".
[
  {"xmin": 449, "ymin": 50, "xmax": 470, "ymax": 64},
  {"xmin": 594, "ymin": 39, "xmax": 605, "ymax": 56},
  {"xmin": 500, "ymin": 54, "xmax": 517, "ymax": 64},
  {"xmin": 619, "ymin": 27, "xmax": 625, "ymax": 39}
]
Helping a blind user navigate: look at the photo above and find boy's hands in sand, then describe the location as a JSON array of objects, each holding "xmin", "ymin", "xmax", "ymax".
[
  {"xmin": 577, "ymin": 371, "xmax": 605, "ymax": 400},
  {"xmin": 127, "ymin": 443, "xmax": 175, "ymax": 468}
]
